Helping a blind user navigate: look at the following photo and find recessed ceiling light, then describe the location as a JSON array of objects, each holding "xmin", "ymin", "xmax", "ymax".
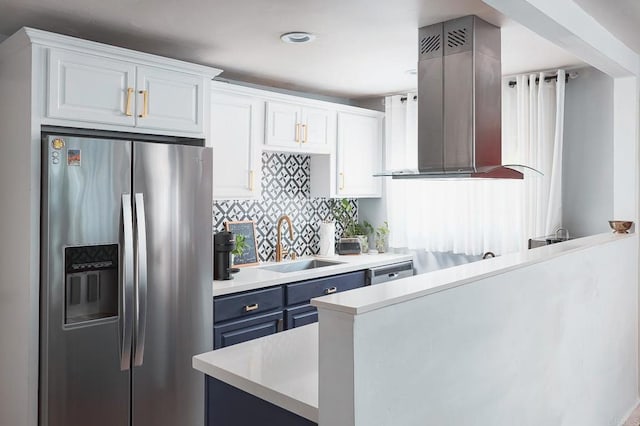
[{"xmin": 280, "ymin": 32, "xmax": 316, "ymax": 44}]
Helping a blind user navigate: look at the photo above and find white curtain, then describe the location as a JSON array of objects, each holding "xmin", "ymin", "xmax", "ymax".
[
  {"xmin": 386, "ymin": 70, "xmax": 566, "ymax": 256},
  {"xmin": 503, "ymin": 70, "xmax": 566, "ymax": 238}
]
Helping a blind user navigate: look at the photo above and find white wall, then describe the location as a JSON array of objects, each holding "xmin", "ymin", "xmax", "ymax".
[
  {"xmin": 354, "ymin": 97, "xmax": 385, "ymax": 113},
  {"xmin": 318, "ymin": 236, "xmax": 639, "ymax": 425},
  {"xmin": 563, "ymin": 66, "xmax": 614, "ymax": 237},
  {"xmin": 0, "ymin": 35, "xmax": 40, "ymax": 426}
]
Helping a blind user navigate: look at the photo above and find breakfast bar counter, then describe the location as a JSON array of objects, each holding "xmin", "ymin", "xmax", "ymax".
[
  {"xmin": 193, "ymin": 323, "xmax": 319, "ymax": 423},
  {"xmin": 195, "ymin": 233, "xmax": 637, "ymax": 426}
]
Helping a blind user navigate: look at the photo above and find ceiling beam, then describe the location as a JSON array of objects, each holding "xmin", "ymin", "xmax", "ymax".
[{"xmin": 483, "ymin": 0, "xmax": 640, "ymax": 77}]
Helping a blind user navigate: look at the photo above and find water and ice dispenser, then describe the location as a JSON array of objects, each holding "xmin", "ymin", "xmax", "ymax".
[{"xmin": 64, "ymin": 244, "xmax": 119, "ymax": 325}]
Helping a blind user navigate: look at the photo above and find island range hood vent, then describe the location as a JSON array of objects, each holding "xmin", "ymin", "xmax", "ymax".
[{"xmin": 377, "ymin": 15, "xmax": 536, "ymax": 180}]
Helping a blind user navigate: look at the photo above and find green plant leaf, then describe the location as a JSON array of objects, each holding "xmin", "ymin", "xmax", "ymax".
[{"xmin": 231, "ymin": 233, "xmax": 247, "ymax": 256}]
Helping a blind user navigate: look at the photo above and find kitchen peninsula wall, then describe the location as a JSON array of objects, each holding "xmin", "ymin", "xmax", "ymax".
[{"xmin": 213, "ymin": 152, "xmax": 357, "ymax": 262}]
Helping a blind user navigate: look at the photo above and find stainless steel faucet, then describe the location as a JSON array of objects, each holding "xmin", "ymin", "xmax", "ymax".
[{"xmin": 275, "ymin": 214, "xmax": 294, "ymax": 262}]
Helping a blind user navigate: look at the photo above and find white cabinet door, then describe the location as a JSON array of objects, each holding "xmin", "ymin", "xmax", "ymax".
[
  {"xmin": 265, "ymin": 102, "xmax": 334, "ymax": 154},
  {"xmin": 48, "ymin": 49, "xmax": 136, "ymax": 126},
  {"xmin": 265, "ymin": 101, "xmax": 302, "ymax": 149},
  {"xmin": 211, "ymin": 92, "xmax": 263, "ymax": 199},
  {"xmin": 337, "ymin": 112, "xmax": 382, "ymax": 198},
  {"xmin": 135, "ymin": 66, "xmax": 204, "ymax": 134},
  {"xmin": 302, "ymin": 106, "xmax": 334, "ymax": 149}
]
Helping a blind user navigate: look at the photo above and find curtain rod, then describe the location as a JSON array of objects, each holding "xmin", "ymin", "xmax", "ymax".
[
  {"xmin": 508, "ymin": 71, "xmax": 579, "ymax": 88},
  {"xmin": 400, "ymin": 70, "xmax": 578, "ymax": 100}
]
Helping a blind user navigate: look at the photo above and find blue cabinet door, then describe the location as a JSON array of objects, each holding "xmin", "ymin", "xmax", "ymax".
[
  {"xmin": 285, "ymin": 304, "xmax": 318, "ymax": 330},
  {"xmin": 214, "ymin": 310, "xmax": 283, "ymax": 349},
  {"xmin": 206, "ymin": 378, "xmax": 316, "ymax": 426}
]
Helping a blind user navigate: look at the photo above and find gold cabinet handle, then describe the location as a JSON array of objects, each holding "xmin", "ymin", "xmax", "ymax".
[
  {"xmin": 339, "ymin": 172, "xmax": 345, "ymax": 190},
  {"xmin": 125, "ymin": 88, "xmax": 134, "ymax": 116},
  {"xmin": 295, "ymin": 123, "xmax": 300, "ymax": 143},
  {"xmin": 138, "ymin": 90, "xmax": 149, "ymax": 118},
  {"xmin": 244, "ymin": 303, "xmax": 259, "ymax": 312},
  {"xmin": 249, "ymin": 170, "xmax": 254, "ymax": 191},
  {"xmin": 302, "ymin": 124, "xmax": 308, "ymax": 143},
  {"xmin": 324, "ymin": 287, "xmax": 337, "ymax": 295}
]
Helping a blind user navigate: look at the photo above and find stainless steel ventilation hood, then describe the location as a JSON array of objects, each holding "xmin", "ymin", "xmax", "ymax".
[{"xmin": 378, "ymin": 15, "xmax": 532, "ymax": 179}]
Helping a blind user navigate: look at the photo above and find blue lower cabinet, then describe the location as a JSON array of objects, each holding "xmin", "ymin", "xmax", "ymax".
[
  {"xmin": 206, "ymin": 378, "xmax": 316, "ymax": 426},
  {"xmin": 285, "ymin": 304, "xmax": 318, "ymax": 330},
  {"xmin": 214, "ymin": 310, "xmax": 283, "ymax": 349},
  {"xmin": 208, "ymin": 270, "xmax": 369, "ymax": 425}
]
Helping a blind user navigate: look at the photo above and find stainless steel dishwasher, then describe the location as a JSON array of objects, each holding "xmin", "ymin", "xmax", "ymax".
[{"xmin": 366, "ymin": 260, "xmax": 414, "ymax": 285}]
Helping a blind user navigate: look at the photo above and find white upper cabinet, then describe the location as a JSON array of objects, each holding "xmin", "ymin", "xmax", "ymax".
[
  {"xmin": 265, "ymin": 101, "xmax": 301, "ymax": 148},
  {"xmin": 48, "ymin": 49, "xmax": 136, "ymax": 127},
  {"xmin": 336, "ymin": 111, "xmax": 383, "ymax": 198},
  {"xmin": 265, "ymin": 101, "xmax": 334, "ymax": 154},
  {"xmin": 208, "ymin": 82, "xmax": 383, "ymax": 200},
  {"xmin": 47, "ymin": 49, "xmax": 210, "ymax": 136},
  {"xmin": 211, "ymin": 90, "xmax": 263, "ymax": 199},
  {"xmin": 135, "ymin": 66, "xmax": 204, "ymax": 133},
  {"xmin": 303, "ymin": 106, "xmax": 333, "ymax": 148}
]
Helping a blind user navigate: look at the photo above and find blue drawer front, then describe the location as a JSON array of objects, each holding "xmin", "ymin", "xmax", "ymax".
[
  {"xmin": 214, "ymin": 310, "xmax": 283, "ymax": 349},
  {"xmin": 286, "ymin": 270, "xmax": 366, "ymax": 306},
  {"xmin": 285, "ymin": 304, "xmax": 318, "ymax": 329},
  {"xmin": 214, "ymin": 286, "xmax": 283, "ymax": 323}
]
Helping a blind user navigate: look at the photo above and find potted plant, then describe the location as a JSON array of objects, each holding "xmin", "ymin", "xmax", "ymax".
[
  {"xmin": 331, "ymin": 199, "xmax": 362, "ymax": 253},
  {"xmin": 354, "ymin": 221, "xmax": 373, "ymax": 253},
  {"xmin": 332, "ymin": 198, "xmax": 355, "ymax": 238},
  {"xmin": 375, "ymin": 221, "xmax": 390, "ymax": 253},
  {"xmin": 231, "ymin": 233, "xmax": 247, "ymax": 266},
  {"xmin": 331, "ymin": 199, "xmax": 377, "ymax": 254}
]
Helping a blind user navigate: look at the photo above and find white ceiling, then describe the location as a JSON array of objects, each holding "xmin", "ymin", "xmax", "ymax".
[{"xmin": 0, "ymin": 0, "xmax": 590, "ymax": 98}]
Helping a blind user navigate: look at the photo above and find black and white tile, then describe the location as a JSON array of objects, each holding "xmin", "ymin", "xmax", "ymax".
[{"xmin": 213, "ymin": 152, "xmax": 357, "ymax": 262}]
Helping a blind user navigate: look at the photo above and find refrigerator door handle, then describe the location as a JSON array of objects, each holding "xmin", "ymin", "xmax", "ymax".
[
  {"xmin": 133, "ymin": 193, "xmax": 148, "ymax": 367},
  {"xmin": 120, "ymin": 194, "xmax": 135, "ymax": 371}
]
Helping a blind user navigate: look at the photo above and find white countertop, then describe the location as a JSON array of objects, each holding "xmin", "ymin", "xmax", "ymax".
[
  {"xmin": 213, "ymin": 253, "xmax": 413, "ymax": 297},
  {"xmin": 193, "ymin": 323, "xmax": 319, "ymax": 422},
  {"xmin": 311, "ymin": 233, "xmax": 634, "ymax": 315}
]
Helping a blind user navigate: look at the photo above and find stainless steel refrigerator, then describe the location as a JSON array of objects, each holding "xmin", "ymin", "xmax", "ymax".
[{"xmin": 40, "ymin": 130, "xmax": 213, "ymax": 426}]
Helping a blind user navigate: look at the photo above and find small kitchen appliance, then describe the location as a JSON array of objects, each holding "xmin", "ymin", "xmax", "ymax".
[
  {"xmin": 214, "ymin": 231, "xmax": 238, "ymax": 280},
  {"xmin": 336, "ymin": 237, "xmax": 362, "ymax": 255}
]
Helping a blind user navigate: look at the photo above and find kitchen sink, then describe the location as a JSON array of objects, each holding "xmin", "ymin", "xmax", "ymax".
[{"xmin": 261, "ymin": 259, "xmax": 344, "ymax": 273}]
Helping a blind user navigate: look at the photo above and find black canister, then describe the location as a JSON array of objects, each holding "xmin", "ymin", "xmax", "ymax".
[{"xmin": 214, "ymin": 231, "xmax": 236, "ymax": 280}]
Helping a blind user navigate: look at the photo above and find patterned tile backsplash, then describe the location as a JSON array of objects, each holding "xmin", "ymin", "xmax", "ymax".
[{"xmin": 213, "ymin": 152, "xmax": 357, "ymax": 262}]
